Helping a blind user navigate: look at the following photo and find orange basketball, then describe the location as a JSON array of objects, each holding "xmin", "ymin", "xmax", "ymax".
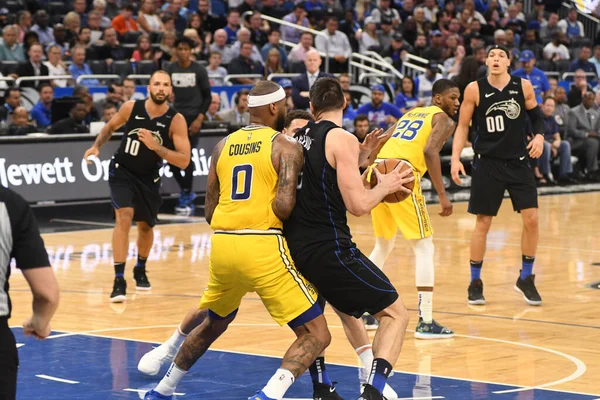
[{"xmin": 369, "ymin": 159, "xmax": 415, "ymax": 203}]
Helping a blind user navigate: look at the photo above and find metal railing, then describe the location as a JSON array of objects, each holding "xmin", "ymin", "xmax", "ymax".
[
  {"xmin": 559, "ymin": 2, "xmax": 599, "ymax": 44},
  {"xmin": 266, "ymin": 73, "xmax": 301, "ymax": 81},
  {"xmin": 244, "ymin": 11, "xmax": 330, "ymax": 72},
  {"xmin": 15, "ymin": 75, "xmax": 74, "ymax": 87},
  {"xmin": 358, "ymin": 72, "xmax": 395, "ymax": 84},
  {"xmin": 76, "ymin": 74, "xmax": 121, "ymax": 84},
  {"xmin": 561, "ymin": 71, "xmax": 598, "ymax": 81},
  {"xmin": 224, "ymin": 74, "xmax": 263, "ymax": 85},
  {"xmin": 349, "ymin": 52, "xmax": 403, "ymax": 86}
]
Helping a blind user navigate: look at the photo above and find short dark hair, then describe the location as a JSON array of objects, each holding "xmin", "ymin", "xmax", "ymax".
[
  {"xmin": 309, "ymin": 77, "xmax": 345, "ymax": 115},
  {"xmin": 174, "ymin": 36, "xmax": 194, "ymax": 49},
  {"xmin": 121, "ymin": 3, "xmax": 134, "ymax": 11},
  {"xmin": 432, "ymin": 78, "xmax": 459, "ymax": 96},
  {"xmin": 354, "ymin": 114, "xmax": 369, "ymax": 126},
  {"xmin": 241, "ymin": 41, "xmax": 254, "ymax": 49},
  {"xmin": 249, "ymin": 80, "xmax": 281, "ymax": 97},
  {"xmin": 284, "ymin": 110, "xmax": 314, "ymax": 129},
  {"xmin": 4, "ymin": 87, "xmax": 20, "ymax": 99},
  {"xmin": 300, "ymin": 31, "xmax": 313, "ymax": 39},
  {"xmin": 542, "ymin": 96, "xmax": 555, "ymax": 104},
  {"xmin": 72, "ymin": 85, "xmax": 89, "ymax": 97},
  {"xmin": 38, "ymin": 82, "xmax": 52, "ymax": 93},
  {"xmin": 72, "ymin": 99, "xmax": 87, "ymax": 109},
  {"xmin": 103, "ymin": 103, "xmax": 117, "ymax": 111}
]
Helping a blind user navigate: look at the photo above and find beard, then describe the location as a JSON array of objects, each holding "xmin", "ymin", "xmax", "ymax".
[
  {"xmin": 275, "ymin": 109, "xmax": 286, "ymax": 132},
  {"xmin": 150, "ymin": 92, "xmax": 168, "ymax": 105}
]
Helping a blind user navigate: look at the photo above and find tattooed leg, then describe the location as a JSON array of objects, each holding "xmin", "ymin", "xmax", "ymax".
[
  {"xmin": 284, "ymin": 315, "xmax": 331, "ymax": 378},
  {"xmin": 174, "ymin": 313, "xmax": 235, "ymax": 370}
]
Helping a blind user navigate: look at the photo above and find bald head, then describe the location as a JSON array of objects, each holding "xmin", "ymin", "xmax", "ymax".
[{"xmin": 305, "ymin": 49, "xmax": 322, "ymax": 75}]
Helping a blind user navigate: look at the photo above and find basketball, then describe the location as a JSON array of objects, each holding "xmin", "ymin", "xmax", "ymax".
[{"xmin": 369, "ymin": 159, "xmax": 415, "ymax": 203}]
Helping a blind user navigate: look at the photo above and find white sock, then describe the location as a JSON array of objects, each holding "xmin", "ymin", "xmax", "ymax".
[
  {"xmin": 356, "ymin": 345, "xmax": 374, "ymax": 370},
  {"xmin": 165, "ymin": 325, "xmax": 187, "ymax": 351},
  {"xmin": 262, "ymin": 368, "xmax": 294, "ymax": 399},
  {"xmin": 418, "ymin": 291, "xmax": 433, "ymax": 323},
  {"xmin": 368, "ymin": 235, "xmax": 396, "ymax": 270},
  {"xmin": 155, "ymin": 363, "xmax": 187, "ymax": 396}
]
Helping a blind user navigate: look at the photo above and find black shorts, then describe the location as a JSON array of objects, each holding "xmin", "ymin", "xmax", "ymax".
[
  {"xmin": 108, "ymin": 160, "xmax": 162, "ymax": 227},
  {"xmin": 468, "ymin": 155, "xmax": 538, "ymax": 216},
  {"xmin": 0, "ymin": 318, "xmax": 17, "ymax": 400},
  {"xmin": 293, "ymin": 242, "xmax": 399, "ymax": 318}
]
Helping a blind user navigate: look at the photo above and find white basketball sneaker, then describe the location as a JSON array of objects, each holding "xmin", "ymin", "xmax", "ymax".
[
  {"xmin": 137, "ymin": 344, "xmax": 178, "ymax": 376},
  {"xmin": 383, "ymin": 383, "xmax": 398, "ymax": 399}
]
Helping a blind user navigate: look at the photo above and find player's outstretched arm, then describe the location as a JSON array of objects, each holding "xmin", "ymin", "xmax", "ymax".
[
  {"xmin": 204, "ymin": 138, "xmax": 226, "ymax": 225},
  {"xmin": 83, "ymin": 100, "xmax": 135, "ymax": 163},
  {"xmin": 139, "ymin": 113, "xmax": 191, "ymax": 169},
  {"xmin": 425, "ymin": 113, "xmax": 456, "ymax": 217},
  {"xmin": 451, "ymin": 82, "xmax": 477, "ymax": 184},
  {"xmin": 328, "ymin": 128, "xmax": 414, "ymax": 217},
  {"xmin": 272, "ymin": 134, "xmax": 304, "ymax": 221}
]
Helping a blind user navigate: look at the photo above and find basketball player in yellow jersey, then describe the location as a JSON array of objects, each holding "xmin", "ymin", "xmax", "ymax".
[
  {"xmin": 367, "ymin": 79, "xmax": 460, "ymax": 339},
  {"xmin": 144, "ymin": 81, "xmax": 330, "ymax": 400}
]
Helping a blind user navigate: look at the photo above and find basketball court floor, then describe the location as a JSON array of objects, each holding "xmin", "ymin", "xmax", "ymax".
[{"xmin": 7, "ymin": 192, "xmax": 600, "ymax": 399}]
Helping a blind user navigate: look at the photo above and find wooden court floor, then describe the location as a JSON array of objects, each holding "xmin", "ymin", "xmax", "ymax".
[{"xmin": 8, "ymin": 192, "xmax": 600, "ymax": 397}]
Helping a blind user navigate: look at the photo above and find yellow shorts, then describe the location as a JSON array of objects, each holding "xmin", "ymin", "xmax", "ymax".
[
  {"xmin": 371, "ymin": 175, "xmax": 433, "ymax": 240},
  {"xmin": 198, "ymin": 230, "xmax": 318, "ymax": 326}
]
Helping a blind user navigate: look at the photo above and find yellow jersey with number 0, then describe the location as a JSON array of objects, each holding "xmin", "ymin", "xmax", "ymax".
[
  {"xmin": 376, "ymin": 106, "xmax": 443, "ymax": 176},
  {"xmin": 210, "ymin": 125, "xmax": 282, "ymax": 231}
]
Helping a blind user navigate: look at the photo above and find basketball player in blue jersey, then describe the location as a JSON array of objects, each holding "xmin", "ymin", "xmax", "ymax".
[
  {"xmin": 144, "ymin": 81, "xmax": 331, "ymax": 400},
  {"xmin": 451, "ymin": 45, "xmax": 545, "ymax": 306},
  {"xmin": 83, "ymin": 71, "xmax": 191, "ymax": 303},
  {"xmin": 286, "ymin": 77, "xmax": 415, "ymax": 400}
]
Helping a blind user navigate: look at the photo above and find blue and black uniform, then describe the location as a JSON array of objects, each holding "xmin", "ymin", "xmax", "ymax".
[
  {"xmin": 109, "ymin": 100, "xmax": 177, "ymax": 226},
  {"xmin": 469, "ymin": 75, "xmax": 538, "ymax": 216},
  {"xmin": 284, "ymin": 120, "xmax": 399, "ymax": 318}
]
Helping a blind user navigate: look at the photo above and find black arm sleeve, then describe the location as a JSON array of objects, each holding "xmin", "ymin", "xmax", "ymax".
[
  {"xmin": 5, "ymin": 189, "xmax": 50, "ymax": 270},
  {"xmin": 197, "ymin": 65, "xmax": 212, "ymax": 115},
  {"xmin": 527, "ymin": 105, "xmax": 544, "ymax": 136}
]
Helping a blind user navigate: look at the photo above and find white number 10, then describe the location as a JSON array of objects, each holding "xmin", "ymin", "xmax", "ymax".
[
  {"xmin": 125, "ymin": 137, "xmax": 140, "ymax": 156},
  {"xmin": 486, "ymin": 115, "xmax": 505, "ymax": 133}
]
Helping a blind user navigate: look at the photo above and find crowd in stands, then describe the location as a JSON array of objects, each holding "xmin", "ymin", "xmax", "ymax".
[{"xmin": 0, "ymin": 0, "xmax": 598, "ymax": 184}]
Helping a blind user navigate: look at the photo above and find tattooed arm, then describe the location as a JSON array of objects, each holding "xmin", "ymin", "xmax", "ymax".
[
  {"xmin": 424, "ymin": 112, "xmax": 456, "ymax": 217},
  {"xmin": 204, "ymin": 138, "xmax": 226, "ymax": 225},
  {"xmin": 271, "ymin": 134, "xmax": 304, "ymax": 221}
]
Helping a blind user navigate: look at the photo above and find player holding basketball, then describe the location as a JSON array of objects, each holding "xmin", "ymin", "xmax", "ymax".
[
  {"xmin": 366, "ymin": 79, "xmax": 460, "ymax": 339},
  {"xmin": 138, "ymin": 108, "xmax": 400, "ymax": 399},
  {"xmin": 285, "ymin": 77, "xmax": 414, "ymax": 400},
  {"xmin": 144, "ymin": 81, "xmax": 331, "ymax": 400},
  {"xmin": 83, "ymin": 71, "xmax": 191, "ymax": 303},
  {"xmin": 451, "ymin": 45, "xmax": 544, "ymax": 306}
]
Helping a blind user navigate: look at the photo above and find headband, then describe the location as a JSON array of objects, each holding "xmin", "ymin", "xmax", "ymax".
[
  {"xmin": 248, "ymin": 87, "xmax": 286, "ymax": 108},
  {"xmin": 487, "ymin": 44, "xmax": 510, "ymax": 58}
]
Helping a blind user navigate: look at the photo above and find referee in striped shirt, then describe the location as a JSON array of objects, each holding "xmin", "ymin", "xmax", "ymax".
[{"xmin": 0, "ymin": 186, "xmax": 59, "ymax": 399}]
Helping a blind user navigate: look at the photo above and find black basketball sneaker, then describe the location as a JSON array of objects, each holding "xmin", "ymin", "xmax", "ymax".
[
  {"xmin": 134, "ymin": 268, "xmax": 152, "ymax": 290},
  {"xmin": 313, "ymin": 382, "xmax": 344, "ymax": 400},
  {"xmin": 515, "ymin": 272, "xmax": 542, "ymax": 306},
  {"xmin": 110, "ymin": 277, "xmax": 127, "ymax": 303},
  {"xmin": 468, "ymin": 279, "xmax": 486, "ymax": 305},
  {"xmin": 358, "ymin": 384, "xmax": 385, "ymax": 400}
]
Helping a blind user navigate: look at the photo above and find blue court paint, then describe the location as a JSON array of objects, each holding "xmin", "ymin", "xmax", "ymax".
[{"xmin": 11, "ymin": 328, "xmax": 599, "ymax": 400}]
